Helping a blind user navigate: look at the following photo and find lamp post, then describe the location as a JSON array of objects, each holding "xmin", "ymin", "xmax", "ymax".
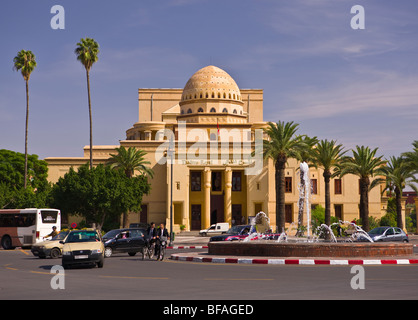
[{"xmin": 168, "ymin": 135, "xmax": 174, "ymax": 247}]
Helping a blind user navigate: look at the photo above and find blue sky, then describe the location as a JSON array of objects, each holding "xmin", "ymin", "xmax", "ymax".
[{"xmin": 1, "ymin": 0, "xmax": 417, "ymax": 161}]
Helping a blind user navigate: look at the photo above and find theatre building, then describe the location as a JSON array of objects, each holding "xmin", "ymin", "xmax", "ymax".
[{"xmin": 46, "ymin": 65, "xmax": 386, "ymax": 232}]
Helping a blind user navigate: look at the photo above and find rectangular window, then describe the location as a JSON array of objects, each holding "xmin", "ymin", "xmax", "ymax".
[
  {"xmin": 190, "ymin": 171, "xmax": 201, "ymax": 191},
  {"xmin": 232, "ymin": 172, "xmax": 242, "ymax": 191},
  {"xmin": 285, "ymin": 177, "xmax": 292, "ymax": 193},
  {"xmin": 334, "ymin": 179, "xmax": 342, "ymax": 194},
  {"xmin": 212, "ymin": 171, "xmax": 222, "ymax": 192},
  {"xmin": 311, "ymin": 179, "xmax": 317, "ymax": 194}
]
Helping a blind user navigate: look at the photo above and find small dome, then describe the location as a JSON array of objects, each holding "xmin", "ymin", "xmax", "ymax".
[{"xmin": 180, "ymin": 65, "xmax": 242, "ymax": 104}]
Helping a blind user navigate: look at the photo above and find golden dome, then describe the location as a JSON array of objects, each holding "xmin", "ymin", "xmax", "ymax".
[{"xmin": 180, "ymin": 65, "xmax": 242, "ymax": 104}]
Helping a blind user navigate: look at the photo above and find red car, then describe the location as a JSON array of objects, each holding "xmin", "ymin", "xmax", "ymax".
[{"xmin": 209, "ymin": 225, "xmax": 280, "ymax": 242}]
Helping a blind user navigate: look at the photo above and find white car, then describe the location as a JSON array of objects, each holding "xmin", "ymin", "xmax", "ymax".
[{"xmin": 199, "ymin": 223, "xmax": 229, "ymax": 236}]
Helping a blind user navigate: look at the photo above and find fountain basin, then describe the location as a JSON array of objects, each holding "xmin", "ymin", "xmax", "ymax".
[{"xmin": 208, "ymin": 241, "xmax": 413, "ymax": 258}]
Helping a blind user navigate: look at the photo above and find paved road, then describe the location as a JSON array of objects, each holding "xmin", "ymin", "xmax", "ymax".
[{"xmin": 1, "ymin": 247, "xmax": 418, "ymax": 301}]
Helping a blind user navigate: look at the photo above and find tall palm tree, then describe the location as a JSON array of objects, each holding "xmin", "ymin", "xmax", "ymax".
[
  {"xmin": 311, "ymin": 139, "xmax": 346, "ymax": 229},
  {"xmin": 107, "ymin": 146, "xmax": 154, "ymax": 228},
  {"xmin": 13, "ymin": 50, "xmax": 37, "ymax": 189},
  {"xmin": 107, "ymin": 146, "xmax": 154, "ymax": 178},
  {"xmin": 263, "ymin": 121, "xmax": 307, "ymax": 232},
  {"xmin": 337, "ymin": 146, "xmax": 386, "ymax": 231},
  {"xmin": 402, "ymin": 140, "xmax": 418, "ymax": 174},
  {"xmin": 381, "ymin": 156, "xmax": 417, "ymax": 229},
  {"xmin": 75, "ymin": 38, "xmax": 99, "ymax": 170}
]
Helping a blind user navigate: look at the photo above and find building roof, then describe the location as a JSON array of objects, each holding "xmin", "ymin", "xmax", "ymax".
[{"xmin": 180, "ymin": 65, "xmax": 242, "ymax": 104}]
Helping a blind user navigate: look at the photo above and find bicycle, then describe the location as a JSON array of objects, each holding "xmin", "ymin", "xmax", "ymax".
[
  {"xmin": 144, "ymin": 240, "xmax": 155, "ymax": 260},
  {"xmin": 155, "ymin": 236, "xmax": 167, "ymax": 261}
]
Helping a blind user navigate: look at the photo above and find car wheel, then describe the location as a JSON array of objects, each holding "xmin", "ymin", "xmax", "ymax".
[
  {"xmin": 97, "ymin": 259, "xmax": 104, "ymax": 268},
  {"xmin": 128, "ymin": 252, "xmax": 137, "ymax": 256},
  {"xmin": 403, "ymin": 239, "xmax": 409, "ymax": 243},
  {"xmin": 50, "ymin": 248, "xmax": 61, "ymax": 259},
  {"xmin": 104, "ymin": 247, "xmax": 112, "ymax": 258}
]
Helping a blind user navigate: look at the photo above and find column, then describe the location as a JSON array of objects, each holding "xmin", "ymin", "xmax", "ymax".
[
  {"xmin": 203, "ymin": 168, "xmax": 211, "ymax": 229},
  {"xmin": 224, "ymin": 167, "xmax": 232, "ymax": 226}
]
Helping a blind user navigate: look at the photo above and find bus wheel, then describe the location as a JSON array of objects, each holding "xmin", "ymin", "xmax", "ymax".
[{"xmin": 1, "ymin": 236, "xmax": 14, "ymax": 250}]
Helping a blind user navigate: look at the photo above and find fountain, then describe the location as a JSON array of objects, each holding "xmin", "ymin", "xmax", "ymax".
[{"xmin": 208, "ymin": 162, "xmax": 414, "ymax": 258}]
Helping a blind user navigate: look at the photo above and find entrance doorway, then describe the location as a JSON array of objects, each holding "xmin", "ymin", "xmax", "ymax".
[
  {"xmin": 232, "ymin": 204, "xmax": 242, "ymax": 226},
  {"xmin": 140, "ymin": 205, "xmax": 148, "ymax": 224},
  {"xmin": 191, "ymin": 205, "xmax": 201, "ymax": 230},
  {"xmin": 210, "ymin": 194, "xmax": 224, "ymax": 225}
]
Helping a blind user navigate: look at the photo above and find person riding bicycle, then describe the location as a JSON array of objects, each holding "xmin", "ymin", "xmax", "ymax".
[{"xmin": 155, "ymin": 223, "xmax": 170, "ymax": 260}]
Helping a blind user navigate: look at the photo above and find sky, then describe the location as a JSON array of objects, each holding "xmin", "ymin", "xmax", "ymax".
[{"xmin": 1, "ymin": 0, "xmax": 417, "ymax": 162}]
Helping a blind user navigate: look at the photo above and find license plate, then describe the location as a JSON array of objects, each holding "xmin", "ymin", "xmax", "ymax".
[{"xmin": 75, "ymin": 255, "xmax": 88, "ymax": 259}]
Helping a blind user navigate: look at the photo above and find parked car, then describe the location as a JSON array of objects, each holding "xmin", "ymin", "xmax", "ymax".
[
  {"xmin": 61, "ymin": 229, "xmax": 104, "ymax": 269},
  {"xmin": 31, "ymin": 230, "xmax": 69, "ymax": 259},
  {"xmin": 199, "ymin": 222, "xmax": 229, "ymax": 236},
  {"xmin": 209, "ymin": 225, "xmax": 252, "ymax": 241},
  {"xmin": 102, "ymin": 228, "xmax": 148, "ymax": 258},
  {"xmin": 367, "ymin": 227, "xmax": 409, "ymax": 243}
]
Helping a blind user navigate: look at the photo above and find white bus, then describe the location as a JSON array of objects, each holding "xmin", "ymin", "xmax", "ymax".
[{"xmin": 0, "ymin": 208, "xmax": 61, "ymax": 250}]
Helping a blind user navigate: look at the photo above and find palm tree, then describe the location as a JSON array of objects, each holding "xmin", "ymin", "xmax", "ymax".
[
  {"xmin": 75, "ymin": 38, "xmax": 99, "ymax": 170},
  {"xmin": 381, "ymin": 156, "xmax": 417, "ymax": 229},
  {"xmin": 107, "ymin": 146, "xmax": 154, "ymax": 228},
  {"xmin": 311, "ymin": 139, "xmax": 346, "ymax": 229},
  {"xmin": 13, "ymin": 50, "xmax": 37, "ymax": 189},
  {"xmin": 263, "ymin": 121, "xmax": 307, "ymax": 232},
  {"xmin": 337, "ymin": 146, "xmax": 386, "ymax": 231},
  {"xmin": 402, "ymin": 140, "xmax": 418, "ymax": 174},
  {"xmin": 107, "ymin": 146, "xmax": 154, "ymax": 178}
]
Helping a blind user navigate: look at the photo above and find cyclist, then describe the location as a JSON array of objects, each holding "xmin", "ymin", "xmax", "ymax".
[{"xmin": 155, "ymin": 223, "xmax": 170, "ymax": 261}]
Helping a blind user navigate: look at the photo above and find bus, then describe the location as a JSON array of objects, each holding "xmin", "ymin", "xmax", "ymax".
[{"xmin": 0, "ymin": 209, "xmax": 61, "ymax": 250}]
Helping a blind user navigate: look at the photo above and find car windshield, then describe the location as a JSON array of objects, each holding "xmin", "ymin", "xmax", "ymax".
[
  {"xmin": 226, "ymin": 226, "xmax": 245, "ymax": 234},
  {"xmin": 66, "ymin": 231, "xmax": 100, "ymax": 243},
  {"xmin": 103, "ymin": 229, "xmax": 122, "ymax": 239},
  {"xmin": 51, "ymin": 231, "xmax": 68, "ymax": 241},
  {"xmin": 369, "ymin": 227, "xmax": 387, "ymax": 235}
]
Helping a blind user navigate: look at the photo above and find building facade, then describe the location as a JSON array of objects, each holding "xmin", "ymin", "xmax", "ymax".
[{"xmin": 46, "ymin": 65, "xmax": 385, "ymax": 232}]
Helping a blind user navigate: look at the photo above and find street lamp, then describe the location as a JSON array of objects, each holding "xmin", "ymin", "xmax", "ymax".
[{"xmin": 168, "ymin": 135, "xmax": 175, "ymax": 247}]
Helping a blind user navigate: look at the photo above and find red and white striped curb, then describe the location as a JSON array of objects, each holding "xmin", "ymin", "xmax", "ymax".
[
  {"xmin": 170, "ymin": 255, "xmax": 418, "ymax": 265},
  {"xmin": 167, "ymin": 246, "xmax": 208, "ymax": 250}
]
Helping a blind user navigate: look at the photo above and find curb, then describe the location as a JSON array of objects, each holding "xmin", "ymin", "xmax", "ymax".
[
  {"xmin": 170, "ymin": 254, "xmax": 418, "ymax": 265},
  {"xmin": 167, "ymin": 246, "xmax": 208, "ymax": 250}
]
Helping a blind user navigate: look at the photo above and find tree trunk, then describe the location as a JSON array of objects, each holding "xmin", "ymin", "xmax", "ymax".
[
  {"xmin": 395, "ymin": 187, "xmax": 403, "ymax": 229},
  {"xmin": 323, "ymin": 169, "xmax": 331, "ymax": 239},
  {"xmin": 24, "ymin": 80, "xmax": 29, "ymax": 189},
  {"xmin": 275, "ymin": 157, "xmax": 286, "ymax": 232},
  {"xmin": 359, "ymin": 177, "xmax": 370, "ymax": 232},
  {"xmin": 86, "ymin": 69, "xmax": 93, "ymax": 170}
]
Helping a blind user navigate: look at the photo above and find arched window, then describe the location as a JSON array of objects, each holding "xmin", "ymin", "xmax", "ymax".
[
  {"xmin": 200, "ymin": 93, "xmax": 203, "ymax": 98},
  {"xmin": 210, "ymin": 108, "xmax": 216, "ymax": 113},
  {"xmin": 233, "ymin": 109, "xmax": 237, "ymax": 114},
  {"xmin": 229, "ymin": 94, "xmax": 231, "ymax": 99},
  {"xmin": 181, "ymin": 109, "xmax": 185, "ymax": 114},
  {"xmin": 222, "ymin": 108, "xmax": 228, "ymax": 113},
  {"xmin": 205, "ymin": 93, "xmax": 209, "ymax": 98},
  {"xmin": 198, "ymin": 107, "xmax": 204, "ymax": 113},
  {"xmin": 223, "ymin": 93, "xmax": 226, "ymax": 99},
  {"xmin": 212, "ymin": 92, "xmax": 215, "ymax": 98},
  {"xmin": 233, "ymin": 94, "xmax": 236, "ymax": 99},
  {"xmin": 187, "ymin": 108, "xmax": 192, "ymax": 114},
  {"xmin": 218, "ymin": 93, "xmax": 221, "ymax": 98}
]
